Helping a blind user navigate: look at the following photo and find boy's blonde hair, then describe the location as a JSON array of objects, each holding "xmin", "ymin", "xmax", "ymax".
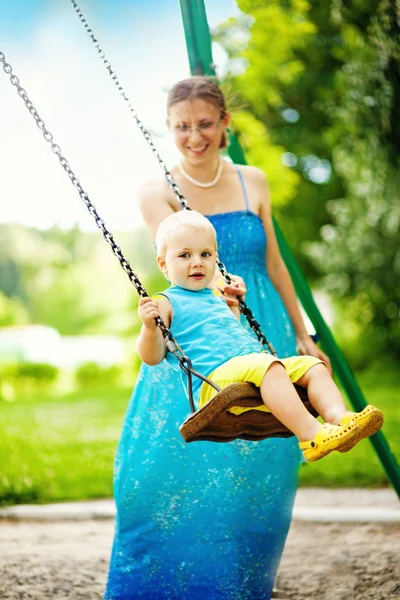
[{"xmin": 155, "ymin": 211, "xmax": 217, "ymax": 257}]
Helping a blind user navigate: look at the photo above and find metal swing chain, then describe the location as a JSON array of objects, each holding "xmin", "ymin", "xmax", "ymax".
[
  {"xmin": 0, "ymin": 49, "xmax": 222, "ymax": 412},
  {"xmin": 69, "ymin": 0, "xmax": 190, "ymax": 212},
  {"xmin": 69, "ymin": 0, "xmax": 277, "ymax": 357},
  {"xmin": 215, "ymin": 258, "xmax": 276, "ymax": 354},
  {"xmin": 0, "ymin": 52, "xmax": 172, "ymax": 341}
]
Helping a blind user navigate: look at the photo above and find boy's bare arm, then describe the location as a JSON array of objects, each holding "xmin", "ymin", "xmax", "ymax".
[
  {"xmin": 137, "ymin": 296, "xmax": 172, "ymax": 365},
  {"xmin": 229, "ymin": 305, "xmax": 241, "ymax": 321}
]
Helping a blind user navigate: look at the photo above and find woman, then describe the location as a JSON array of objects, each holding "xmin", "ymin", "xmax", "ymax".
[{"xmin": 104, "ymin": 77, "xmax": 329, "ymax": 600}]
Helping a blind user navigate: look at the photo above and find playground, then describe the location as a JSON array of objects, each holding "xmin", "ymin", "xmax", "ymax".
[
  {"xmin": 1, "ymin": 489, "xmax": 399, "ymax": 600},
  {"xmin": 1, "ymin": 0, "xmax": 399, "ymax": 599}
]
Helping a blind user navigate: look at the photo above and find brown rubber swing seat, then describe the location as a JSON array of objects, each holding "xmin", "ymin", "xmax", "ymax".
[{"xmin": 179, "ymin": 382, "xmax": 318, "ymax": 443}]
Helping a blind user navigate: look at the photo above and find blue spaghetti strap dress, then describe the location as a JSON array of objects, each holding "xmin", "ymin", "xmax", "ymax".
[{"xmin": 104, "ymin": 169, "xmax": 301, "ymax": 600}]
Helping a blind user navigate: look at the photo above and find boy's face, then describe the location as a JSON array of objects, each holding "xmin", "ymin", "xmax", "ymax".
[{"xmin": 157, "ymin": 226, "xmax": 217, "ymax": 291}]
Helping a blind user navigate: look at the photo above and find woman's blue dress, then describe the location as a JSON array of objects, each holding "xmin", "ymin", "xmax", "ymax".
[{"xmin": 105, "ymin": 177, "xmax": 301, "ymax": 600}]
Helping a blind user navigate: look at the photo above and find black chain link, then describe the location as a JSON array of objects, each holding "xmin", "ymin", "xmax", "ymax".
[
  {"xmin": 69, "ymin": 0, "xmax": 190, "ymax": 212},
  {"xmin": 215, "ymin": 259, "xmax": 276, "ymax": 354},
  {"xmin": 0, "ymin": 50, "xmax": 179, "ymax": 340},
  {"xmin": 69, "ymin": 0, "xmax": 276, "ymax": 356},
  {"xmin": 1, "ymin": 49, "xmax": 226, "ymax": 408}
]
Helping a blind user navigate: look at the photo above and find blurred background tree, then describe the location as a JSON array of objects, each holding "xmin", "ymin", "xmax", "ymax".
[
  {"xmin": 214, "ymin": 0, "xmax": 400, "ymax": 364},
  {"xmin": 0, "ymin": 291, "xmax": 28, "ymax": 327},
  {"xmin": 0, "ymin": 224, "xmax": 164, "ymax": 337},
  {"xmin": 306, "ymin": 0, "xmax": 400, "ymax": 364},
  {"xmin": 1, "ymin": 0, "xmax": 398, "ymax": 503},
  {"xmin": 1, "ymin": 1, "xmax": 398, "ymax": 365}
]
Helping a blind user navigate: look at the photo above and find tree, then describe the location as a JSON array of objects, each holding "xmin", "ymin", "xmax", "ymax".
[
  {"xmin": 214, "ymin": 0, "xmax": 400, "ymax": 359},
  {"xmin": 214, "ymin": 0, "xmax": 345, "ymax": 277},
  {"xmin": 0, "ymin": 224, "xmax": 160, "ymax": 336},
  {"xmin": 306, "ymin": 0, "xmax": 400, "ymax": 360},
  {"xmin": 0, "ymin": 291, "xmax": 28, "ymax": 327}
]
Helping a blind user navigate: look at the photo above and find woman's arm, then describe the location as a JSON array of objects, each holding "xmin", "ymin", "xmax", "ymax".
[
  {"xmin": 256, "ymin": 172, "xmax": 332, "ymax": 371},
  {"xmin": 209, "ymin": 266, "xmax": 247, "ymax": 309},
  {"xmin": 138, "ymin": 179, "xmax": 177, "ymax": 240}
]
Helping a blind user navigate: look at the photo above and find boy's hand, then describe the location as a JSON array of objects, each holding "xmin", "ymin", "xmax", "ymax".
[{"xmin": 138, "ymin": 297, "xmax": 159, "ymax": 330}]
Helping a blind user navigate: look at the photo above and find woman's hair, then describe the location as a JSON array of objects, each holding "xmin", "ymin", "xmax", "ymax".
[
  {"xmin": 155, "ymin": 210, "xmax": 217, "ymax": 258},
  {"xmin": 167, "ymin": 76, "xmax": 228, "ymax": 149}
]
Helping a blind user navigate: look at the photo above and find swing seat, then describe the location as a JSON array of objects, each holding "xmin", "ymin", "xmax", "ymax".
[{"xmin": 179, "ymin": 383, "xmax": 318, "ymax": 443}]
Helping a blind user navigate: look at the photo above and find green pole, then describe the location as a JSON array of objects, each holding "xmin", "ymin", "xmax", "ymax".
[
  {"xmin": 179, "ymin": 0, "xmax": 214, "ymax": 75},
  {"xmin": 274, "ymin": 221, "xmax": 400, "ymax": 494},
  {"xmin": 178, "ymin": 0, "xmax": 400, "ymax": 497}
]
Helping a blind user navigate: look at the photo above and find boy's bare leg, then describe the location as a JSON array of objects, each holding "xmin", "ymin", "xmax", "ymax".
[
  {"xmin": 297, "ymin": 364, "xmax": 384, "ymax": 446},
  {"xmin": 296, "ymin": 364, "xmax": 348, "ymax": 425},
  {"xmin": 260, "ymin": 363, "xmax": 322, "ymax": 442}
]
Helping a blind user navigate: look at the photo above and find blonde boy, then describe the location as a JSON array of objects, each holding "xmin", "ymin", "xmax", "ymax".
[{"xmin": 137, "ymin": 211, "xmax": 383, "ymax": 461}]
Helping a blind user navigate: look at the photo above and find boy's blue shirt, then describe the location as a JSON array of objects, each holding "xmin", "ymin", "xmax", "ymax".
[{"xmin": 157, "ymin": 285, "xmax": 263, "ymax": 399}]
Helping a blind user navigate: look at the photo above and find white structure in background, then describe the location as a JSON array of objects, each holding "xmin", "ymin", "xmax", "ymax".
[
  {"xmin": 299, "ymin": 290, "xmax": 335, "ymax": 336},
  {"xmin": 0, "ymin": 292, "xmax": 333, "ymax": 368},
  {"xmin": 0, "ymin": 325, "xmax": 125, "ymax": 368}
]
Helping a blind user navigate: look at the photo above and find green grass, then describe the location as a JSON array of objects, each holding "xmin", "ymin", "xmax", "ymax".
[
  {"xmin": 0, "ymin": 367, "xmax": 399, "ymax": 506},
  {"xmin": 0, "ymin": 387, "xmax": 130, "ymax": 506}
]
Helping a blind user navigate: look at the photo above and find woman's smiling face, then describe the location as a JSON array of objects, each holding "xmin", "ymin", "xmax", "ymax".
[{"xmin": 167, "ymin": 98, "xmax": 229, "ymax": 165}]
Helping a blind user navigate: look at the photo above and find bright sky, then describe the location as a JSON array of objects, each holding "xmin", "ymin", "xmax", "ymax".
[{"xmin": 0, "ymin": 0, "xmax": 239, "ymax": 231}]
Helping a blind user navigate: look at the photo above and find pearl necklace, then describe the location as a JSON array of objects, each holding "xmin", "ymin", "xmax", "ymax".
[{"xmin": 178, "ymin": 158, "xmax": 223, "ymax": 188}]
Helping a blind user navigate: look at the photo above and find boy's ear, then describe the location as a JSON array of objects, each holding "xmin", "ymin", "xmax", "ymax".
[{"xmin": 157, "ymin": 255, "xmax": 168, "ymax": 276}]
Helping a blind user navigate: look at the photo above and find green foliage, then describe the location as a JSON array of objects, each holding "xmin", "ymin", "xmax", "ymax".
[
  {"xmin": 214, "ymin": 0, "xmax": 400, "ymax": 359},
  {"xmin": 13, "ymin": 362, "xmax": 59, "ymax": 381},
  {"xmin": 75, "ymin": 361, "xmax": 121, "ymax": 388},
  {"xmin": 231, "ymin": 110, "xmax": 300, "ymax": 206},
  {"xmin": 214, "ymin": 0, "xmax": 345, "ymax": 278},
  {"xmin": 0, "ymin": 362, "xmax": 59, "ymax": 400},
  {"xmin": 224, "ymin": 1, "xmax": 316, "ymax": 111},
  {"xmin": 0, "ymin": 224, "xmax": 160, "ymax": 337},
  {"xmin": 0, "ymin": 291, "xmax": 29, "ymax": 326},
  {"xmin": 0, "ymin": 481, "xmax": 43, "ymax": 505},
  {"xmin": 305, "ymin": 2, "xmax": 400, "ymax": 359},
  {"xmin": 307, "ymin": 177, "xmax": 400, "ymax": 358}
]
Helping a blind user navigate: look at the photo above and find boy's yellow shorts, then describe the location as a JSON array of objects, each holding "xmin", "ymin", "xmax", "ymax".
[{"xmin": 198, "ymin": 353, "xmax": 324, "ymax": 409}]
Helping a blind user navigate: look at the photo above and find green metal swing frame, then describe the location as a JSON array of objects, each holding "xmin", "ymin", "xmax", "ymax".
[{"xmin": 178, "ymin": 0, "xmax": 400, "ymax": 497}]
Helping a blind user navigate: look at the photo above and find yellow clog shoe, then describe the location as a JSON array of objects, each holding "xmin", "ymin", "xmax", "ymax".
[
  {"xmin": 338, "ymin": 405, "xmax": 383, "ymax": 452},
  {"xmin": 299, "ymin": 422, "xmax": 360, "ymax": 462}
]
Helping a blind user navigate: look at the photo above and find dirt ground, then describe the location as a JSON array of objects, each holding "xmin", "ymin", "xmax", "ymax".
[{"xmin": 1, "ymin": 518, "xmax": 399, "ymax": 600}]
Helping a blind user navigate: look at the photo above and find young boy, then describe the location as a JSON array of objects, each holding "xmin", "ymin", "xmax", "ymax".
[{"xmin": 137, "ymin": 211, "xmax": 383, "ymax": 461}]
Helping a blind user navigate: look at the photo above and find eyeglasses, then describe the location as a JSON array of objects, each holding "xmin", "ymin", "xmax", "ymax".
[{"xmin": 173, "ymin": 118, "xmax": 222, "ymax": 138}]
